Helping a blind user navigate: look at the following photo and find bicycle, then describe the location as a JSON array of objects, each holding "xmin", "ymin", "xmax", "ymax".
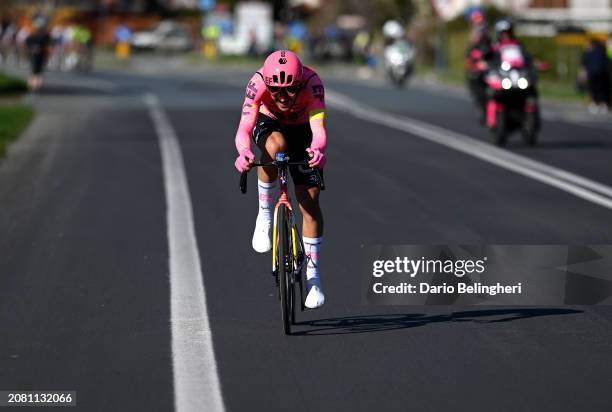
[{"xmin": 240, "ymin": 152, "xmax": 325, "ymax": 335}]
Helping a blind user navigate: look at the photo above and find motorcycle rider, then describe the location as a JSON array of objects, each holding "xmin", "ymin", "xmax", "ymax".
[
  {"xmin": 381, "ymin": 19, "xmax": 415, "ymax": 87},
  {"xmin": 465, "ymin": 23, "xmax": 493, "ymax": 124},
  {"xmin": 486, "ymin": 18, "xmax": 538, "ymax": 129},
  {"xmin": 491, "ymin": 19, "xmax": 533, "ymax": 68}
]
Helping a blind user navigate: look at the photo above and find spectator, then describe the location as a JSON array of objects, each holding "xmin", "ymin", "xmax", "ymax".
[
  {"xmin": 25, "ymin": 16, "xmax": 50, "ymax": 92},
  {"xmin": 247, "ymin": 29, "xmax": 257, "ymax": 57},
  {"xmin": 581, "ymin": 38, "xmax": 611, "ymax": 114},
  {"xmin": 16, "ymin": 24, "xmax": 31, "ymax": 67},
  {"xmin": 0, "ymin": 17, "xmax": 17, "ymax": 64}
]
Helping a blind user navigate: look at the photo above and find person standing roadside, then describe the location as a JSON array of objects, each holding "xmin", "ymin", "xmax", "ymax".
[
  {"xmin": 0, "ymin": 16, "xmax": 13, "ymax": 64},
  {"xmin": 25, "ymin": 16, "xmax": 50, "ymax": 92},
  {"xmin": 581, "ymin": 38, "xmax": 611, "ymax": 114}
]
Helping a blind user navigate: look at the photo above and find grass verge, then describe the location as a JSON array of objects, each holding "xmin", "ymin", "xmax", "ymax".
[
  {"xmin": 0, "ymin": 72, "xmax": 28, "ymax": 95},
  {"xmin": 0, "ymin": 105, "xmax": 35, "ymax": 157}
]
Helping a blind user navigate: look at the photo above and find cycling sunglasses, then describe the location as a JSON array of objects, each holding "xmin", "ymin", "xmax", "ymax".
[{"xmin": 267, "ymin": 85, "xmax": 300, "ymax": 95}]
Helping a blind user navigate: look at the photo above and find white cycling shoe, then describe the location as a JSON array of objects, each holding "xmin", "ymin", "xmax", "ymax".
[
  {"xmin": 304, "ymin": 279, "xmax": 325, "ymax": 309},
  {"xmin": 252, "ymin": 214, "xmax": 272, "ymax": 253}
]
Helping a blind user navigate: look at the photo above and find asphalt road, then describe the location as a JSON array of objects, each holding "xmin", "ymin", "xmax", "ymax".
[{"xmin": 1, "ymin": 58, "xmax": 612, "ymax": 412}]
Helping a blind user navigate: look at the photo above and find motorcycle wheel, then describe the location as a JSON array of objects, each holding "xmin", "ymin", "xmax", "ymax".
[
  {"xmin": 493, "ymin": 111, "xmax": 507, "ymax": 146},
  {"xmin": 477, "ymin": 101, "xmax": 487, "ymax": 126},
  {"xmin": 522, "ymin": 111, "xmax": 539, "ymax": 146},
  {"xmin": 392, "ymin": 73, "xmax": 407, "ymax": 88}
]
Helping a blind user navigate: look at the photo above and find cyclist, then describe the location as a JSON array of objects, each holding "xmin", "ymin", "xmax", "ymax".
[
  {"xmin": 25, "ymin": 16, "xmax": 50, "ymax": 92},
  {"xmin": 234, "ymin": 50, "xmax": 327, "ymax": 309}
]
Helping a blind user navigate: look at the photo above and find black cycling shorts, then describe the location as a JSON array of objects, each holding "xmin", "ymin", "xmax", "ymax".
[
  {"xmin": 30, "ymin": 54, "xmax": 45, "ymax": 75},
  {"xmin": 252, "ymin": 113, "xmax": 322, "ymax": 187}
]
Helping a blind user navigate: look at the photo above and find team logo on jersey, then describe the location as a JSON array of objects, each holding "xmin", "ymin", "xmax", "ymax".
[
  {"xmin": 245, "ymin": 81, "xmax": 258, "ymax": 99},
  {"xmin": 312, "ymin": 85, "xmax": 324, "ymax": 102}
]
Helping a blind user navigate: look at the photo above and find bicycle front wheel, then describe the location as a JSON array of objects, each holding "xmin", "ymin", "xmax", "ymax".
[{"xmin": 277, "ymin": 204, "xmax": 293, "ymax": 335}]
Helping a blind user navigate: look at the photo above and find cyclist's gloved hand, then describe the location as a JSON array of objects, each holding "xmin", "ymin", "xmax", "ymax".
[
  {"xmin": 306, "ymin": 147, "xmax": 326, "ymax": 169},
  {"xmin": 235, "ymin": 148, "xmax": 255, "ymax": 172}
]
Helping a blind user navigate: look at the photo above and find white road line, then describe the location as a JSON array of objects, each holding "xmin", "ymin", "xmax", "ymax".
[
  {"xmin": 326, "ymin": 90, "xmax": 612, "ymax": 211},
  {"xmin": 144, "ymin": 93, "xmax": 225, "ymax": 412}
]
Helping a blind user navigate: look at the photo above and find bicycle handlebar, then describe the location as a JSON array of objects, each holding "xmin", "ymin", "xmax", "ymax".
[{"xmin": 239, "ymin": 160, "xmax": 325, "ymax": 194}]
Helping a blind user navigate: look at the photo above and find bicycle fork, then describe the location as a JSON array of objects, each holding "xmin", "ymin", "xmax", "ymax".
[
  {"xmin": 271, "ymin": 194, "xmax": 304, "ymax": 278},
  {"xmin": 272, "ymin": 192, "xmax": 293, "ymax": 274}
]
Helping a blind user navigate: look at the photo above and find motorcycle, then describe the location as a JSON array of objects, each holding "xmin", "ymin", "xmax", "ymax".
[
  {"xmin": 484, "ymin": 47, "xmax": 540, "ymax": 146},
  {"xmin": 383, "ymin": 39, "xmax": 415, "ymax": 88}
]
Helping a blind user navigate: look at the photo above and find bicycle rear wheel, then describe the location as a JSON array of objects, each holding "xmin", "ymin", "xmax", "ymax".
[{"xmin": 277, "ymin": 204, "xmax": 293, "ymax": 335}]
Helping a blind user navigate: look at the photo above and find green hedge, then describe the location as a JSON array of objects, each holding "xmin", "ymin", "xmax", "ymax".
[
  {"xmin": 441, "ymin": 29, "xmax": 584, "ymax": 100},
  {"xmin": 0, "ymin": 72, "xmax": 28, "ymax": 95},
  {"xmin": 445, "ymin": 31, "xmax": 576, "ymax": 76},
  {"xmin": 519, "ymin": 36, "xmax": 583, "ymax": 82},
  {"xmin": 0, "ymin": 105, "xmax": 35, "ymax": 156},
  {"xmin": 442, "ymin": 6, "xmax": 584, "ymax": 83}
]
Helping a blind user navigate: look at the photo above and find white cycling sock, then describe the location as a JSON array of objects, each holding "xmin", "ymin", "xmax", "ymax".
[
  {"xmin": 258, "ymin": 179, "xmax": 277, "ymax": 221},
  {"xmin": 303, "ymin": 236, "xmax": 323, "ymax": 282}
]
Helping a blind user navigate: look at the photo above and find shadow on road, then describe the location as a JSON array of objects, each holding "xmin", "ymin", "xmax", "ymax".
[{"xmin": 293, "ymin": 308, "xmax": 582, "ymax": 336}]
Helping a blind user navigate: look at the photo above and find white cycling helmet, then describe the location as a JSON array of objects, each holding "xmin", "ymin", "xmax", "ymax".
[{"xmin": 382, "ymin": 20, "xmax": 405, "ymax": 40}]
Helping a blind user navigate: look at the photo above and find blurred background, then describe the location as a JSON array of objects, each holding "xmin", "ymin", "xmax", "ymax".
[{"xmin": 0, "ymin": 1, "xmax": 610, "ymax": 98}]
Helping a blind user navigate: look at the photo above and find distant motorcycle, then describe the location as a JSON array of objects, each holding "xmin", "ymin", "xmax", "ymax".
[
  {"xmin": 484, "ymin": 47, "xmax": 540, "ymax": 146},
  {"xmin": 383, "ymin": 39, "xmax": 415, "ymax": 88}
]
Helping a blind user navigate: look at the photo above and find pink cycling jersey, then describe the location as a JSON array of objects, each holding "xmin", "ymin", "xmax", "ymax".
[{"xmin": 235, "ymin": 66, "xmax": 327, "ymax": 155}]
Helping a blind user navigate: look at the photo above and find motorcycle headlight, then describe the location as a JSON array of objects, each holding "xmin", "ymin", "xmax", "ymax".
[
  {"xmin": 389, "ymin": 52, "xmax": 407, "ymax": 65},
  {"xmin": 501, "ymin": 61, "xmax": 511, "ymax": 71},
  {"xmin": 502, "ymin": 78, "xmax": 513, "ymax": 90},
  {"xmin": 518, "ymin": 77, "xmax": 529, "ymax": 89}
]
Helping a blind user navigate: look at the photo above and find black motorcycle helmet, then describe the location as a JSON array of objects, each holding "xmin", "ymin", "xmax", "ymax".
[{"xmin": 494, "ymin": 18, "xmax": 514, "ymax": 41}]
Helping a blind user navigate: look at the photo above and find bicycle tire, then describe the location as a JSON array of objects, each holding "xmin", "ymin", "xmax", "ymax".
[
  {"xmin": 277, "ymin": 204, "xmax": 293, "ymax": 335},
  {"xmin": 291, "ymin": 223, "xmax": 305, "ymax": 316},
  {"xmin": 292, "ymin": 224, "xmax": 306, "ymax": 313}
]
